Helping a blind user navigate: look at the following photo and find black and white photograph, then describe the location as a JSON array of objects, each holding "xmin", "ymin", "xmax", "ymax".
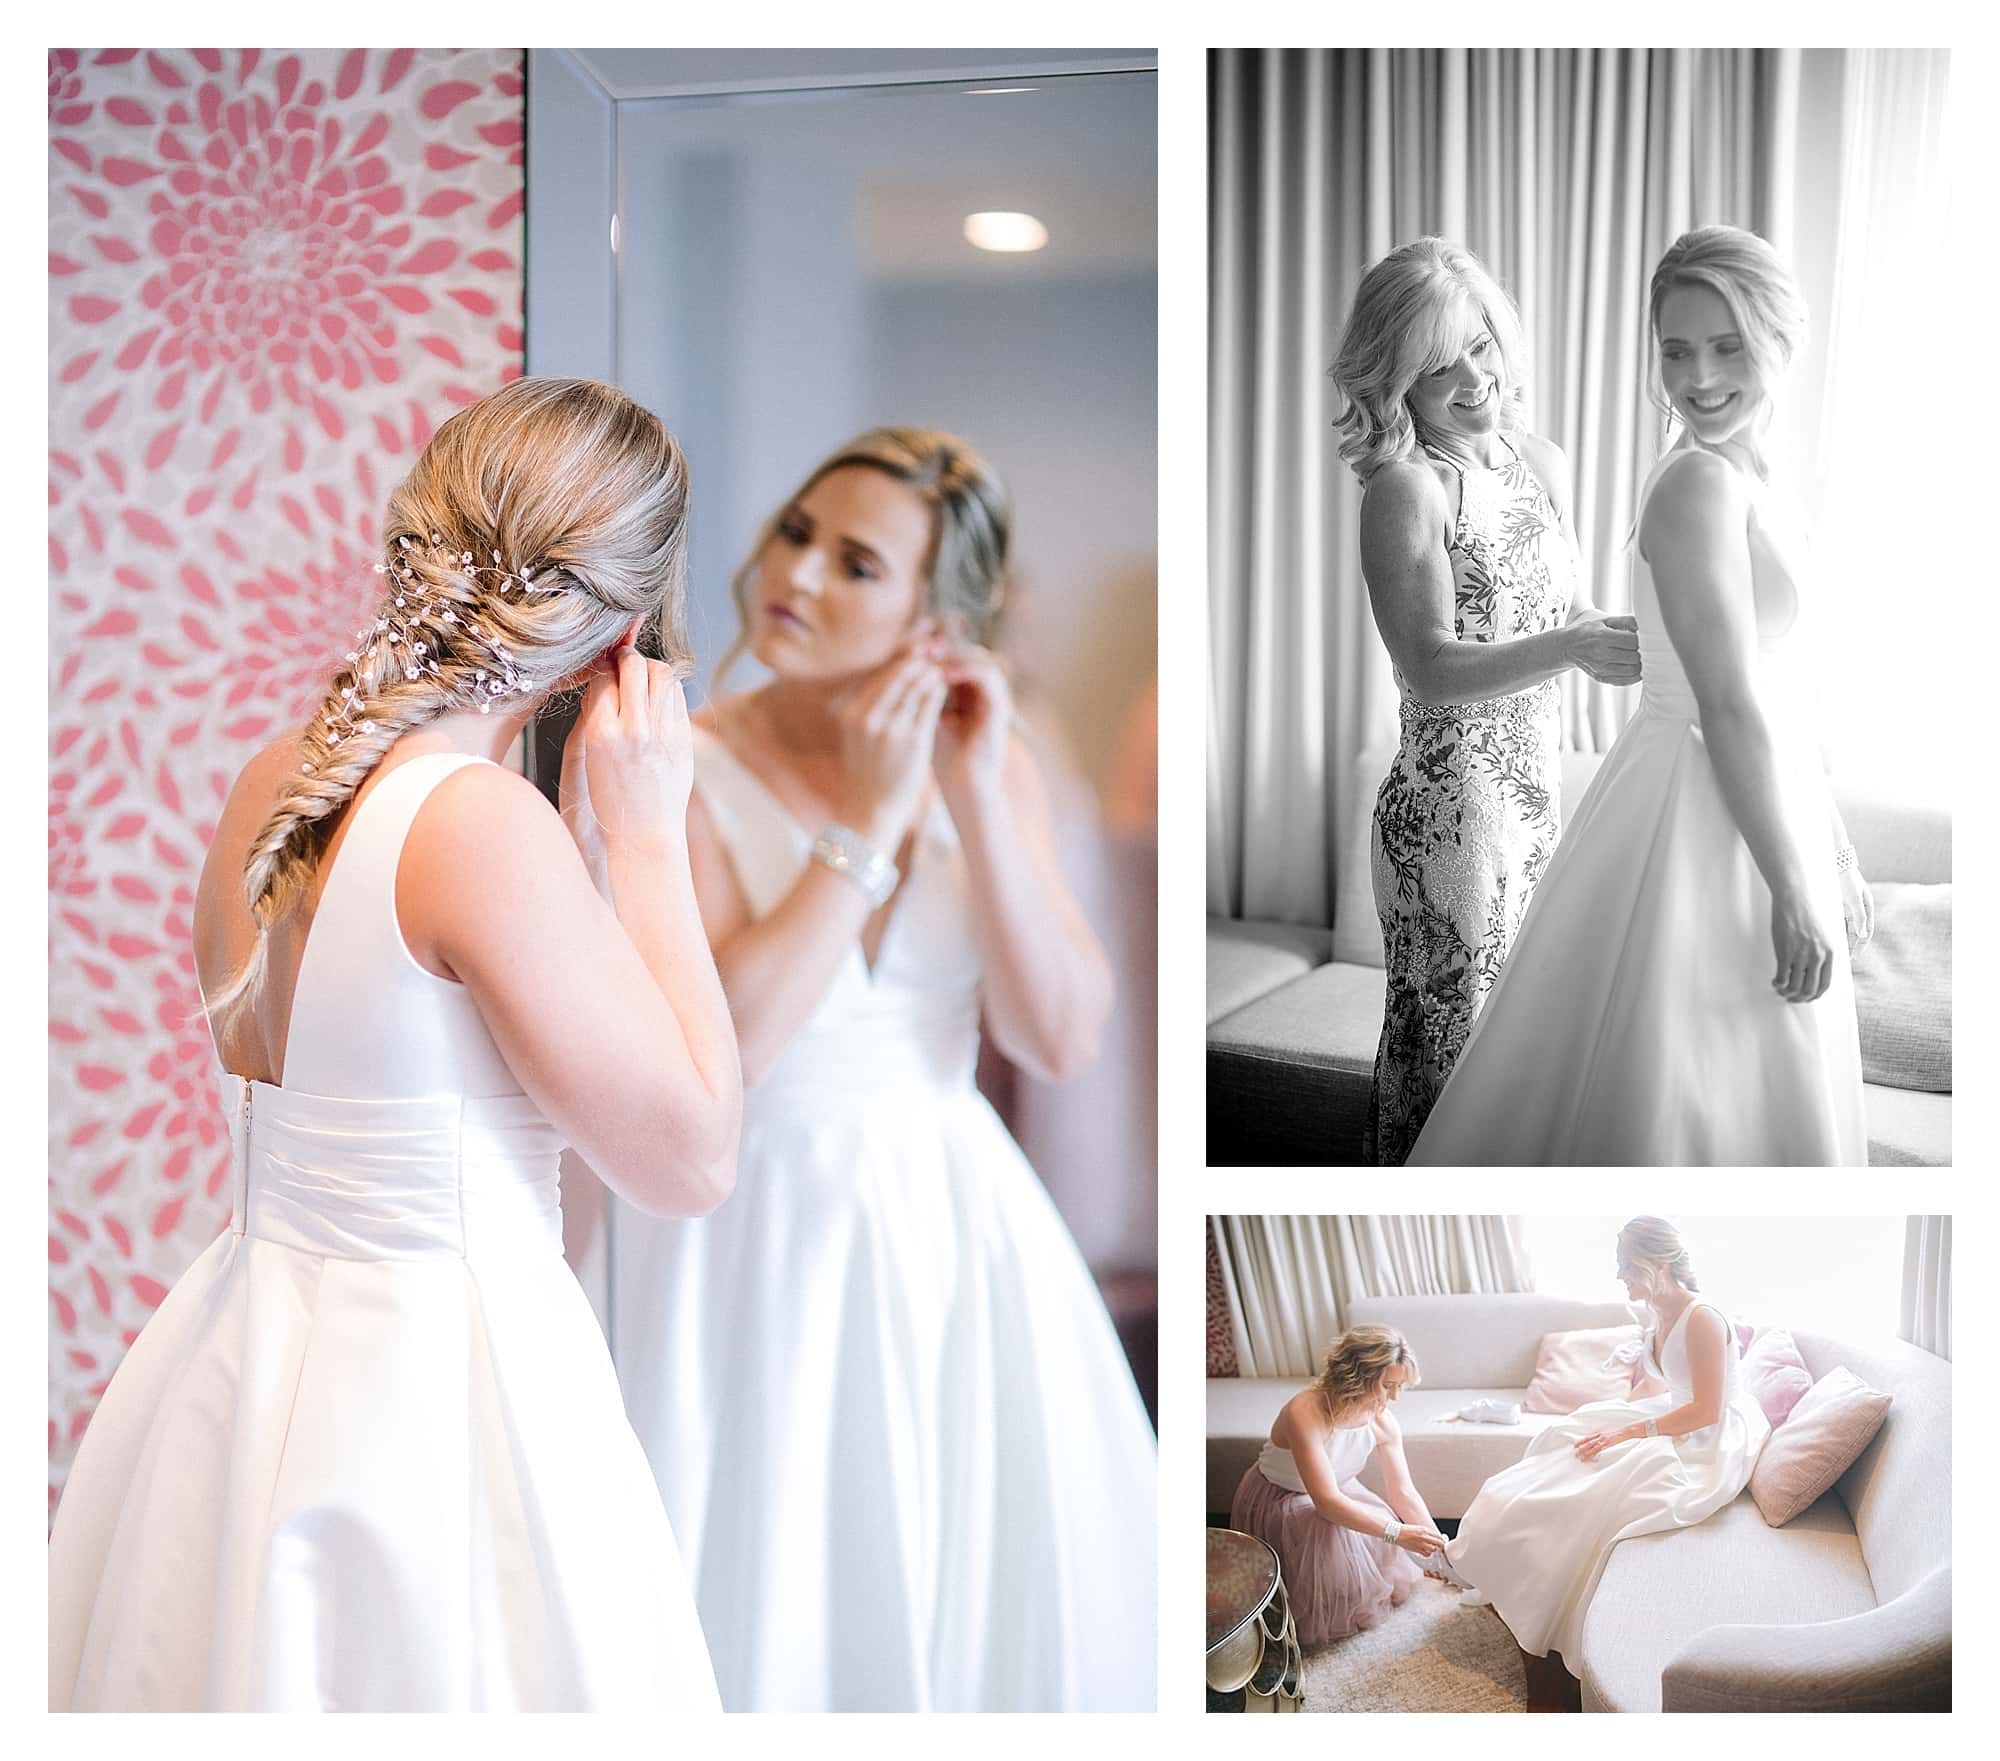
[{"xmin": 1206, "ymin": 50, "xmax": 1955, "ymax": 1167}]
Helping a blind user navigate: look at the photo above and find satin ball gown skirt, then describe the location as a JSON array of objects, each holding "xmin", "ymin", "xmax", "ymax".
[{"xmin": 48, "ymin": 1085, "xmax": 721, "ymax": 1712}]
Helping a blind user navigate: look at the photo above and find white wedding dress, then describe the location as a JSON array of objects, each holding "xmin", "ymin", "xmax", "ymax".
[
  {"xmin": 1446, "ymin": 1299, "xmax": 1768, "ymax": 1666},
  {"xmin": 48, "ymin": 753, "xmax": 719, "ymax": 1712},
  {"xmin": 1410, "ymin": 447, "xmax": 1866, "ymax": 1165},
  {"xmin": 612, "ymin": 726, "xmax": 1158, "ymax": 1712}
]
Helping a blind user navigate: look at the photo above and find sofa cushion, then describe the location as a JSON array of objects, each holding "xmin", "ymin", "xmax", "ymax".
[
  {"xmin": 1834, "ymin": 781, "xmax": 1951, "ymax": 886},
  {"xmin": 1346, "ymin": 1294, "xmax": 1635, "ymax": 1390},
  {"xmin": 1206, "ymin": 1376, "xmax": 1312, "ymax": 1513},
  {"xmin": 1523, "ymin": 1325, "xmax": 1646, "ymax": 1413},
  {"xmin": 1579, "ymin": 1492, "xmax": 1874, "ymax": 1713},
  {"xmin": 1740, "ymin": 1327, "xmax": 1814, "ymax": 1427},
  {"xmin": 1850, "ymin": 883, "xmax": 1951, "ymax": 1092},
  {"xmin": 1751, "ymin": 1367, "xmax": 1893, "ymax": 1526},
  {"xmin": 1206, "ymin": 918, "xmax": 1333, "ymax": 1025},
  {"xmin": 1207, "ymin": 963, "xmax": 1383, "ymax": 1164},
  {"xmin": 1863, "ymin": 1082, "xmax": 1951, "ymax": 1167}
]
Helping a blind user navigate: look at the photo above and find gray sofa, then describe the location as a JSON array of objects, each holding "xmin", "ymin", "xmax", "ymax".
[
  {"xmin": 1207, "ymin": 1292, "xmax": 1951, "ymax": 1712},
  {"xmin": 1208, "ymin": 751, "xmax": 1951, "ymax": 1166}
]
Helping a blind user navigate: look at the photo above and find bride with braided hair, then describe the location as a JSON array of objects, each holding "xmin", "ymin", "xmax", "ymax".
[{"xmin": 48, "ymin": 377, "xmax": 742, "ymax": 1711}]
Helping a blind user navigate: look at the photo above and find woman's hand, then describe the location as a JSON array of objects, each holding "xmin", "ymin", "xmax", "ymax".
[
  {"xmin": 1391, "ymin": 1524, "xmax": 1447, "ymax": 1557},
  {"xmin": 931, "ymin": 636, "xmax": 1014, "ymax": 811},
  {"xmin": 832, "ymin": 637, "xmax": 949, "ymax": 847},
  {"xmin": 1838, "ymin": 865, "xmax": 1875, "ymax": 957},
  {"xmin": 1770, "ymin": 883, "xmax": 1836, "ymax": 1003},
  {"xmin": 562, "ymin": 644, "xmax": 691, "ymax": 852},
  {"xmin": 1561, "ymin": 610, "xmax": 1643, "ymax": 686},
  {"xmin": 1573, "ymin": 1422, "xmax": 1643, "ymax": 1461}
]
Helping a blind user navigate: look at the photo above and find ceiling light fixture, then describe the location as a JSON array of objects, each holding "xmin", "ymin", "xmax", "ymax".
[{"xmin": 963, "ymin": 211, "xmax": 1048, "ymax": 253}]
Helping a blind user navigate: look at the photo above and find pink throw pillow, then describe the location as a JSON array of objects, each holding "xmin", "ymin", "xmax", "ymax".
[
  {"xmin": 1522, "ymin": 1325, "xmax": 1644, "ymax": 1413},
  {"xmin": 1749, "ymin": 1366, "xmax": 1893, "ymax": 1527},
  {"xmin": 1741, "ymin": 1327, "xmax": 1814, "ymax": 1427}
]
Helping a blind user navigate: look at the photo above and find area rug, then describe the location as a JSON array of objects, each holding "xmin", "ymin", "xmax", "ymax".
[{"xmin": 1299, "ymin": 1579, "xmax": 1525, "ymax": 1712}]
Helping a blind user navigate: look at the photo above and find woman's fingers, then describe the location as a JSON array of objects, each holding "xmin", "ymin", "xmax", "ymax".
[{"xmin": 614, "ymin": 643, "xmax": 650, "ymax": 734}]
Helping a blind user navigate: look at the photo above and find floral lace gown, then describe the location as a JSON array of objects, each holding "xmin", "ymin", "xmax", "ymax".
[{"xmin": 1365, "ymin": 435, "xmax": 1576, "ymax": 1163}]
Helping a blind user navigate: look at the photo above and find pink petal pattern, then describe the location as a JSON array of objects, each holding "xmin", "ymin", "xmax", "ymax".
[{"xmin": 48, "ymin": 46, "xmax": 524, "ymax": 1514}]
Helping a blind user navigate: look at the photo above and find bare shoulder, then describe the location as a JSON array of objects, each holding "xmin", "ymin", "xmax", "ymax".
[
  {"xmin": 219, "ymin": 731, "xmax": 306, "ymax": 831},
  {"xmin": 1362, "ymin": 456, "xmax": 1449, "ymax": 526},
  {"xmin": 1684, "ymin": 1302, "xmax": 1729, "ymax": 1343},
  {"xmin": 1641, "ymin": 447, "xmax": 1747, "ymax": 552},
  {"xmin": 1278, "ymin": 1385, "xmax": 1326, "ymax": 1435},
  {"xmin": 1371, "ymin": 1405, "xmax": 1404, "ymax": 1446}
]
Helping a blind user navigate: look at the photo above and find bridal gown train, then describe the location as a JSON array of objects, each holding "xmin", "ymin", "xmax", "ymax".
[
  {"xmin": 613, "ymin": 726, "xmax": 1158, "ymax": 1712},
  {"xmin": 1446, "ymin": 1299, "xmax": 1767, "ymax": 1667},
  {"xmin": 48, "ymin": 754, "xmax": 719, "ymax": 1712},
  {"xmin": 1410, "ymin": 447, "xmax": 1866, "ymax": 1165}
]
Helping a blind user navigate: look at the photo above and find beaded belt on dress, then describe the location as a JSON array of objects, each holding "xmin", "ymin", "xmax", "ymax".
[{"xmin": 1399, "ymin": 677, "xmax": 1558, "ymax": 727}]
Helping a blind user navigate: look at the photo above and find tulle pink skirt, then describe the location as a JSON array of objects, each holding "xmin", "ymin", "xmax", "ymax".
[{"xmin": 1229, "ymin": 1466, "xmax": 1424, "ymax": 1647}]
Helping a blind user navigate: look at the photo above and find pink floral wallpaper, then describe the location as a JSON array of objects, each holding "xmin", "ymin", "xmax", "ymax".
[{"xmin": 48, "ymin": 47, "xmax": 526, "ymax": 1510}]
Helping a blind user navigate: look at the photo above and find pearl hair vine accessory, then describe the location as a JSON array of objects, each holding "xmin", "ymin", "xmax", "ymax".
[{"xmin": 299, "ymin": 534, "xmax": 572, "ymax": 773}]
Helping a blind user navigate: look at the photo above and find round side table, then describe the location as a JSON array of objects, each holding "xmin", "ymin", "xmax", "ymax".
[{"xmin": 1206, "ymin": 1527, "xmax": 1302, "ymax": 1711}]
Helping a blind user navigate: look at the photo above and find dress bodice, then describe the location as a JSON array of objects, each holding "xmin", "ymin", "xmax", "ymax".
[
  {"xmin": 210, "ymin": 753, "xmax": 564, "ymax": 1263},
  {"xmin": 1641, "ymin": 1300, "xmax": 1750, "ymax": 1447},
  {"xmin": 1632, "ymin": 447, "xmax": 1813, "ymax": 725},
  {"xmin": 1389, "ymin": 434, "xmax": 1576, "ymax": 710},
  {"xmin": 691, "ymin": 724, "xmax": 985, "ymax": 1103},
  {"xmin": 1255, "ymin": 1417, "xmax": 1377, "ymax": 1494}
]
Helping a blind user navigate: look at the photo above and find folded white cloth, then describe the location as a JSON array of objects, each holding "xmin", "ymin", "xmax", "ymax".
[{"xmin": 1450, "ymin": 1398, "xmax": 1522, "ymax": 1425}]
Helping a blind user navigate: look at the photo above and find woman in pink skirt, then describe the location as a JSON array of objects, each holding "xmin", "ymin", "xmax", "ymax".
[{"xmin": 1230, "ymin": 1326, "xmax": 1448, "ymax": 1645}]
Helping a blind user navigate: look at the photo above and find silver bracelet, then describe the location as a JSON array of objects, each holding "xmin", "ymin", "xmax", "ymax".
[
  {"xmin": 1380, "ymin": 1515, "xmax": 1401, "ymax": 1543},
  {"xmin": 1643, "ymin": 1417, "xmax": 1659, "ymax": 1438},
  {"xmin": 1834, "ymin": 843, "xmax": 1859, "ymax": 874},
  {"xmin": 811, "ymin": 823, "xmax": 898, "ymax": 909}
]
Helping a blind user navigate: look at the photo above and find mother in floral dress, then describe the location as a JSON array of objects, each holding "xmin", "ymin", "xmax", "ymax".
[{"xmin": 1328, "ymin": 239, "xmax": 1642, "ymax": 1163}]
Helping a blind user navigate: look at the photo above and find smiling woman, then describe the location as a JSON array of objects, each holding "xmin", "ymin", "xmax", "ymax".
[
  {"xmin": 1327, "ymin": 237, "xmax": 1639, "ymax": 1163},
  {"xmin": 1410, "ymin": 226, "xmax": 1869, "ymax": 1166}
]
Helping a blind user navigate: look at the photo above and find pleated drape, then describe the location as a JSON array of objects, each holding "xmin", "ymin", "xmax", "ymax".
[
  {"xmin": 1209, "ymin": 48, "xmax": 1837, "ymax": 926},
  {"xmin": 1211, "ymin": 1214, "xmax": 1528, "ymax": 1378},
  {"xmin": 1899, "ymin": 1216, "xmax": 1951, "ymax": 1361}
]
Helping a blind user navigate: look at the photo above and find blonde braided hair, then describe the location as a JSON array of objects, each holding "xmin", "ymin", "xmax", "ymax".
[{"xmin": 205, "ymin": 376, "xmax": 691, "ymax": 1029}]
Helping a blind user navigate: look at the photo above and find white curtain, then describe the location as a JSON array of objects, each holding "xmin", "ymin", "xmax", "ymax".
[
  {"xmin": 1209, "ymin": 47, "xmax": 1952, "ymax": 926},
  {"xmin": 1900, "ymin": 1216, "xmax": 1950, "ymax": 1360},
  {"xmin": 1211, "ymin": 1214, "xmax": 1528, "ymax": 1378}
]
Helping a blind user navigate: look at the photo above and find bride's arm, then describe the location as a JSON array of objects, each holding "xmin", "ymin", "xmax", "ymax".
[
  {"xmin": 1371, "ymin": 1410, "xmax": 1444, "ymax": 1534},
  {"xmin": 1643, "ymin": 451, "xmax": 1836, "ymax": 1003},
  {"xmin": 1575, "ymin": 1307, "xmax": 1729, "ymax": 1457}
]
